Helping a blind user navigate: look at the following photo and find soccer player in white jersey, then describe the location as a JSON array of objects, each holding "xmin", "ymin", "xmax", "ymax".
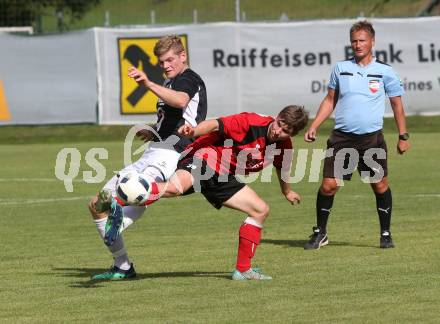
[
  {"xmin": 303, "ymin": 20, "xmax": 410, "ymax": 250},
  {"xmin": 88, "ymin": 35, "xmax": 207, "ymax": 280}
]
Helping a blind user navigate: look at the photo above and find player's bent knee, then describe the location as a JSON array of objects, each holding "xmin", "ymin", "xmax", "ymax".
[
  {"xmin": 88, "ymin": 197, "xmax": 97, "ymax": 213},
  {"xmin": 251, "ymin": 203, "xmax": 270, "ymax": 224},
  {"xmin": 321, "ymin": 180, "xmax": 338, "ymax": 196},
  {"xmin": 163, "ymin": 183, "xmax": 183, "ymax": 197},
  {"xmin": 88, "ymin": 195, "xmax": 101, "ymax": 219},
  {"xmin": 262, "ymin": 203, "xmax": 270, "ymax": 218},
  {"xmin": 371, "ymin": 181, "xmax": 388, "ymax": 194},
  {"xmin": 321, "ymin": 187, "xmax": 337, "ymax": 196}
]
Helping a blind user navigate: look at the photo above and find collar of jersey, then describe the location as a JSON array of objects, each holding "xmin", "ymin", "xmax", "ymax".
[{"xmin": 352, "ymin": 56, "xmax": 376, "ymax": 68}]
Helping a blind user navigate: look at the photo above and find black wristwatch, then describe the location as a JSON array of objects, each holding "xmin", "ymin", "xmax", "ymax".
[{"xmin": 399, "ymin": 133, "xmax": 410, "ymax": 141}]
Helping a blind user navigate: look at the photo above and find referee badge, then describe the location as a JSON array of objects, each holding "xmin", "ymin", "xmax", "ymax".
[{"xmin": 368, "ymin": 80, "xmax": 380, "ymax": 93}]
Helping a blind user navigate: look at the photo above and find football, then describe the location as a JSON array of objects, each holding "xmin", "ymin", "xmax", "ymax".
[{"xmin": 116, "ymin": 171, "xmax": 151, "ymax": 205}]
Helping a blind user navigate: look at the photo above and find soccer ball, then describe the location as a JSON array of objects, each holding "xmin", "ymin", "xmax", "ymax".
[{"xmin": 116, "ymin": 172, "xmax": 151, "ymax": 205}]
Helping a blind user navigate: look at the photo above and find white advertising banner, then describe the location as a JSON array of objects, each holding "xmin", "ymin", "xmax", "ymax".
[
  {"xmin": 96, "ymin": 17, "xmax": 440, "ymax": 125},
  {"xmin": 2, "ymin": 18, "xmax": 437, "ymax": 125},
  {"xmin": 0, "ymin": 30, "xmax": 97, "ymax": 125}
]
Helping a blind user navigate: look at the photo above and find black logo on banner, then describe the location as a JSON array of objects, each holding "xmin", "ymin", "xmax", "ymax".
[
  {"xmin": 118, "ymin": 36, "xmax": 188, "ymax": 114},
  {"xmin": 123, "ymin": 45, "xmax": 164, "ymax": 106}
]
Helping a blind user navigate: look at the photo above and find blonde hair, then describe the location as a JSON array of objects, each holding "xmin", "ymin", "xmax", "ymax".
[
  {"xmin": 154, "ymin": 35, "xmax": 185, "ymax": 57},
  {"xmin": 350, "ymin": 20, "xmax": 375, "ymax": 38}
]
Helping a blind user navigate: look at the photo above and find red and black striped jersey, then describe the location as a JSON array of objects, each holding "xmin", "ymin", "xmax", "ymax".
[{"xmin": 186, "ymin": 112, "xmax": 292, "ymax": 175}]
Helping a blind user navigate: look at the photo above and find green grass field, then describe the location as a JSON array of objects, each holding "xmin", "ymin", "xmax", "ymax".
[{"xmin": 1, "ymin": 120, "xmax": 439, "ymax": 323}]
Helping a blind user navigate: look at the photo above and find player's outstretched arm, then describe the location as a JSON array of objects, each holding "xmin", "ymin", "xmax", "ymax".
[
  {"xmin": 179, "ymin": 119, "xmax": 219, "ymax": 138},
  {"xmin": 305, "ymin": 88, "xmax": 337, "ymax": 142},
  {"xmin": 128, "ymin": 66, "xmax": 190, "ymax": 109}
]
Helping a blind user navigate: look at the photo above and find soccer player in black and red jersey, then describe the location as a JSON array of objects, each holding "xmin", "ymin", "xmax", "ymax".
[
  {"xmin": 89, "ymin": 35, "xmax": 207, "ymax": 281},
  {"xmin": 107, "ymin": 105, "xmax": 308, "ymax": 280}
]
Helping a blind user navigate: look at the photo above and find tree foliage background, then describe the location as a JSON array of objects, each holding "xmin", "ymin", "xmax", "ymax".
[{"xmin": 0, "ymin": 0, "xmax": 100, "ymax": 31}]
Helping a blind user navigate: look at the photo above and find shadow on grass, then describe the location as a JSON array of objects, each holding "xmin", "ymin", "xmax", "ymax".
[
  {"xmin": 51, "ymin": 267, "xmax": 231, "ymax": 288},
  {"xmin": 261, "ymin": 239, "xmax": 308, "ymax": 248},
  {"xmin": 262, "ymin": 239, "xmax": 378, "ymax": 249}
]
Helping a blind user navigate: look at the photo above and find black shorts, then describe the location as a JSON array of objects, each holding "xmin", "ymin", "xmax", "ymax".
[
  {"xmin": 177, "ymin": 156, "xmax": 246, "ymax": 209},
  {"xmin": 323, "ymin": 129, "xmax": 388, "ymax": 181}
]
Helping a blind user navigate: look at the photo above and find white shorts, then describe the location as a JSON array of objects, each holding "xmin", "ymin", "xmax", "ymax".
[{"xmin": 103, "ymin": 147, "xmax": 180, "ymax": 195}]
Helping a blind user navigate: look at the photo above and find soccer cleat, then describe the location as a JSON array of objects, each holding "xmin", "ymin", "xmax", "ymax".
[
  {"xmin": 232, "ymin": 268, "xmax": 272, "ymax": 280},
  {"xmin": 95, "ymin": 189, "xmax": 113, "ymax": 213},
  {"xmin": 304, "ymin": 226, "xmax": 329, "ymax": 250},
  {"xmin": 380, "ymin": 231, "xmax": 395, "ymax": 248},
  {"xmin": 104, "ymin": 199, "xmax": 124, "ymax": 247},
  {"xmin": 91, "ymin": 263, "xmax": 136, "ymax": 280}
]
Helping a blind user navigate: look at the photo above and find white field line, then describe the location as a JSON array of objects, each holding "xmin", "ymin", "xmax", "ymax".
[
  {"xmin": 0, "ymin": 196, "xmax": 90, "ymax": 206},
  {"xmin": 1, "ymin": 178, "xmax": 439, "ymax": 197},
  {"xmin": 0, "ymin": 193, "xmax": 439, "ymax": 207},
  {"xmin": 350, "ymin": 194, "xmax": 440, "ymax": 198},
  {"xmin": 0, "ymin": 178, "xmax": 84, "ymax": 182}
]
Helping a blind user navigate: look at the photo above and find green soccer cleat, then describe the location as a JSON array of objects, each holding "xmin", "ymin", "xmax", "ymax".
[
  {"xmin": 104, "ymin": 199, "xmax": 124, "ymax": 246},
  {"xmin": 95, "ymin": 189, "xmax": 113, "ymax": 213},
  {"xmin": 232, "ymin": 268, "xmax": 272, "ymax": 280},
  {"xmin": 91, "ymin": 263, "xmax": 136, "ymax": 281}
]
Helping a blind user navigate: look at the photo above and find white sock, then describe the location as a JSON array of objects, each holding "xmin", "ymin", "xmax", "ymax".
[
  {"xmin": 114, "ymin": 206, "xmax": 146, "ymax": 270},
  {"xmin": 244, "ymin": 216, "xmax": 263, "ymax": 228},
  {"xmin": 93, "ymin": 218, "xmax": 131, "ymax": 270},
  {"xmin": 93, "ymin": 218, "xmax": 107, "ymax": 239},
  {"xmin": 121, "ymin": 205, "xmax": 146, "ymax": 232},
  {"xmin": 110, "ymin": 236, "xmax": 131, "ymax": 270}
]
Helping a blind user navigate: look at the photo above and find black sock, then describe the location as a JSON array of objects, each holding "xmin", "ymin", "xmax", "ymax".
[
  {"xmin": 375, "ymin": 188, "xmax": 392, "ymax": 233},
  {"xmin": 316, "ymin": 190, "xmax": 334, "ymax": 233}
]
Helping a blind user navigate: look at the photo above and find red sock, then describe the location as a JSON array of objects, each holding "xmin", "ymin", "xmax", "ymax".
[
  {"xmin": 236, "ymin": 223, "xmax": 262, "ymax": 272},
  {"xmin": 141, "ymin": 182, "xmax": 161, "ymax": 206},
  {"xmin": 114, "ymin": 196, "xmax": 126, "ymax": 206}
]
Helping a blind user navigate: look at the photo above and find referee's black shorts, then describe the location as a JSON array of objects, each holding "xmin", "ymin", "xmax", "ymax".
[
  {"xmin": 177, "ymin": 156, "xmax": 246, "ymax": 209},
  {"xmin": 323, "ymin": 129, "xmax": 388, "ymax": 181}
]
